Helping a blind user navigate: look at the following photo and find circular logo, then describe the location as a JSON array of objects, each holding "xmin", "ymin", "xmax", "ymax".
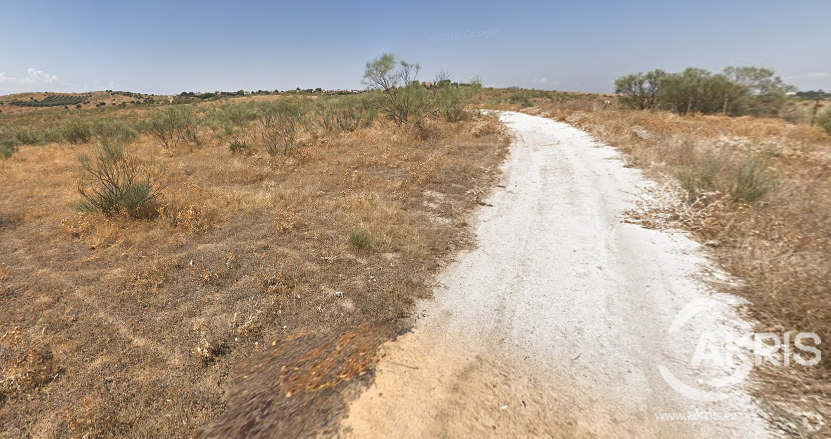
[{"xmin": 658, "ymin": 293, "xmax": 754, "ymax": 401}]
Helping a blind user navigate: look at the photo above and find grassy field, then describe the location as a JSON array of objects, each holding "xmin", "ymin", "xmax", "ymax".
[{"xmin": 0, "ymin": 93, "xmax": 508, "ymax": 437}]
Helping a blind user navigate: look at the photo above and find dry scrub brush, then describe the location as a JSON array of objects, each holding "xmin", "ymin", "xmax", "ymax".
[
  {"xmin": 77, "ymin": 138, "xmax": 161, "ymax": 218},
  {"xmin": 0, "ymin": 93, "xmax": 508, "ymax": 437}
]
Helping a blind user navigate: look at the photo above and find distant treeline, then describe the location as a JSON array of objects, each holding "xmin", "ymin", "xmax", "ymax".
[
  {"xmin": 174, "ymin": 88, "xmax": 364, "ymax": 103},
  {"xmin": 794, "ymin": 90, "xmax": 827, "ymax": 100},
  {"xmin": 614, "ymin": 67, "xmax": 796, "ymax": 117}
]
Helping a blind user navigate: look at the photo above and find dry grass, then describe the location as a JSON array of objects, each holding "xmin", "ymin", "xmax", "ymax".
[
  {"xmin": 525, "ymin": 98, "xmax": 831, "ymax": 435},
  {"xmin": 0, "ymin": 98, "xmax": 508, "ymax": 437}
]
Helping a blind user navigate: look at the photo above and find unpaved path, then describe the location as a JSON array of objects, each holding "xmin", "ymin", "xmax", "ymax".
[{"xmin": 340, "ymin": 112, "xmax": 772, "ymax": 438}]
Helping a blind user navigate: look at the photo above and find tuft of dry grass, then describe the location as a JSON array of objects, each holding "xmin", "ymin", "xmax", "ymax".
[
  {"xmin": 527, "ymin": 99, "xmax": 831, "ymax": 435},
  {"xmin": 0, "ymin": 96, "xmax": 508, "ymax": 437}
]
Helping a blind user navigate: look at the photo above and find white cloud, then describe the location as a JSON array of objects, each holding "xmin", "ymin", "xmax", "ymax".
[
  {"xmin": 533, "ymin": 76, "xmax": 560, "ymax": 87},
  {"xmin": 19, "ymin": 68, "xmax": 59, "ymax": 84},
  {"xmin": 0, "ymin": 68, "xmax": 61, "ymax": 92}
]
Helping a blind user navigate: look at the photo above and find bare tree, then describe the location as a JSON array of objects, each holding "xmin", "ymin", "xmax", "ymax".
[{"xmin": 434, "ymin": 69, "xmax": 452, "ymax": 84}]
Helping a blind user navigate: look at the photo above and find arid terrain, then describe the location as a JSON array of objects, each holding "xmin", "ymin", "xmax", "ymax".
[
  {"xmin": 0, "ymin": 90, "xmax": 508, "ymax": 437},
  {"xmin": 341, "ymin": 112, "xmax": 770, "ymax": 438},
  {"xmin": 1, "ymin": 87, "xmax": 830, "ymax": 438}
]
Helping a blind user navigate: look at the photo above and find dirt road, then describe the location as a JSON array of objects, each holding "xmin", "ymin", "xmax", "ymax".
[{"xmin": 340, "ymin": 112, "xmax": 772, "ymax": 438}]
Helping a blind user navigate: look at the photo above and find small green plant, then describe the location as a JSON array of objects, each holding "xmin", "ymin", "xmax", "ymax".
[
  {"xmin": 729, "ymin": 155, "xmax": 776, "ymax": 203},
  {"xmin": 229, "ymin": 139, "xmax": 249, "ymax": 153},
  {"xmin": 77, "ymin": 138, "xmax": 159, "ymax": 218},
  {"xmin": 674, "ymin": 150, "xmax": 723, "ymax": 201},
  {"xmin": 0, "ymin": 139, "xmax": 19, "ymax": 159},
  {"xmin": 347, "ymin": 228, "xmax": 373, "ymax": 250}
]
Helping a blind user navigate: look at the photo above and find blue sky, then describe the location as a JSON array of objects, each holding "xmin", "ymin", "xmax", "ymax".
[{"xmin": 1, "ymin": 0, "xmax": 829, "ymax": 95}]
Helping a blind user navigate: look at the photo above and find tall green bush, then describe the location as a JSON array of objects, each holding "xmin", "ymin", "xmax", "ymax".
[
  {"xmin": 615, "ymin": 66, "xmax": 794, "ymax": 117},
  {"xmin": 257, "ymin": 100, "xmax": 304, "ymax": 155},
  {"xmin": 362, "ymin": 53, "xmax": 431, "ymax": 128},
  {"xmin": 614, "ymin": 70, "xmax": 666, "ymax": 110},
  {"xmin": 434, "ymin": 80, "xmax": 481, "ymax": 122}
]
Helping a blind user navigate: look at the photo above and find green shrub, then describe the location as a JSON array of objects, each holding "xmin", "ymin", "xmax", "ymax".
[
  {"xmin": 59, "ymin": 119, "xmax": 92, "ymax": 144},
  {"xmin": 507, "ymin": 91, "xmax": 533, "ymax": 108},
  {"xmin": 674, "ymin": 151, "xmax": 723, "ymax": 201},
  {"xmin": 433, "ymin": 81, "xmax": 480, "ymax": 122},
  {"xmin": 91, "ymin": 118, "xmax": 138, "ymax": 144},
  {"xmin": 615, "ymin": 66, "xmax": 793, "ymax": 116},
  {"xmin": 257, "ymin": 100, "xmax": 304, "ymax": 155},
  {"xmin": 43, "ymin": 127, "xmax": 64, "ymax": 144},
  {"xmin": 347, "ymin": 228, "xmax": 373, "ymax": 250},
  {"xmin": 14, "ymin": 129, "xmax": 41, "ymax": 145},
  {"xmin": 221, "ymin": 103, "xmax": 260, "ymax": 127},
  {"xmin": 314, "ymin": 95, "xmax": 376, "ymax": 133},
  {"xmin": 817, "ymin": 109, "xmax": 831, "ymax": 135},
  {"xmin": 0, "ymin": 139, "xmax": 19, "ymax": 159},
  {"xmin": 362, "ymin": 53, "xmax": 431, "ymax": 128},
  {"xmin": 204, "ymin": 104, "xmax": 259, "ymax": 147},
  {"xmin": 77, "ymin": 138, "xmax": 158, "ymax": 218},
  {"xmin": 140, "ymin": 106, "xmax": 197, "ymax": 149},
  {"xmin": 729, "ymin": 155, "xmax": 776, "ymax": 203}
]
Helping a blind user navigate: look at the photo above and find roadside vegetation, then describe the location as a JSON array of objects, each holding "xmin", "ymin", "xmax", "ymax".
[
  {"xmin": 614, "ymin": 66, "xmax": 795, "ymax": 117},
  {"xmin": 0, "ymin": 55, "xmax": 508, "ymax": 437}
]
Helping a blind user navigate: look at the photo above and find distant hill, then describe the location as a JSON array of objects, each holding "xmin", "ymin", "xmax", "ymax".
[{"xmin": 0, "ymin": 91, "xmax": 171, "ymax": 115}]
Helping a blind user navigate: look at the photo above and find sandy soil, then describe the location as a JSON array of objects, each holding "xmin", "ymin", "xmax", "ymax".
[{"xmin": 339, "ymin": 112, "xmax": 773, "ymax": 438}]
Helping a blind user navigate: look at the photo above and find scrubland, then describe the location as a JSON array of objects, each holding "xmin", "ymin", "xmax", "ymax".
[
  {"xmin": 0, "ymin": 91, "xmax": 507, "ymax": 437},
  {"xmin": 3, "ymin": 81, "xmax": 829, "ymax": 437}
]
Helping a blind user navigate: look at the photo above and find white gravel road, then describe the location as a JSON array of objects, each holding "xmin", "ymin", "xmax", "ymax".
[{"xmin": 341, "ymin": 112, "xmax": 772, "ymax": 438}]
